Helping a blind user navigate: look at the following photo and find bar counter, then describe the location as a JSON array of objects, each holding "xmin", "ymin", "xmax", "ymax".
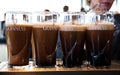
[{"xmin": 0, "ymin": 61, "xmax": 120, "ymax": 75}]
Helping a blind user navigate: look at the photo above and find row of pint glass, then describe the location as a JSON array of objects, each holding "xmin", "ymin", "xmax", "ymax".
[
  {"xmin": 5, "ymin": 11, "xmax": 59, "ymax": 68},
  {"xmin": 5, "ymin": 11, "xmax": 114, "ymax": 68}
]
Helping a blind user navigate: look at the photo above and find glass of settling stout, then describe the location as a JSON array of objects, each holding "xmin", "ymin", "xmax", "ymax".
[
  {"xmin": 85, "ymin": 12, "xmax": 114, "ymax": 67},
  {"xmin": 59, "ymin": 12, "xmax": 86, "ymax": 67},
  {"xmin": 32, "ymin": 12, "xmax": 59, "ymax": 67},
  {"xmin": 5, "ymin": 11, "xmax": 32, "ymax": 68}
]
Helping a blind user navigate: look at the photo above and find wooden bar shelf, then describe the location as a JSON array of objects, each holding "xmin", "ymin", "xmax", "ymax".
[{"xmin": 0, "ymin": 61, "xmax": 120, "ymax": 75}]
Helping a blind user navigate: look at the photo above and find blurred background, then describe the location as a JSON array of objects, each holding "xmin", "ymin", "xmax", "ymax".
[
  {"xmin": 0, "ymin": 0, "xmax": 119, "ymax": 21},
  {"xmin": 0, "ymin": 0, "xmax": 119, "ymax": 62}
]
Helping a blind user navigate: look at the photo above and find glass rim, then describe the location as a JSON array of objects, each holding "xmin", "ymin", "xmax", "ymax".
[{"xmin": 5, "ymin": 11, "xmax": 32, "ymax": 14}]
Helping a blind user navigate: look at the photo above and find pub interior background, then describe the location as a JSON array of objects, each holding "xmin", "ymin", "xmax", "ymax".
[{"xmin": 0, "ymin": 0, "xmax": 120, "ymax": 62}]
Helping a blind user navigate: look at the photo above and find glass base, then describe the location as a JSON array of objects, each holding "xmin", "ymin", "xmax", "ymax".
[
  {"xmin": 8, "ymin": 64, "xmax": 30, "ymax": 69},
  {"xmin": 56, "ymin": 58, "xmax": 63, "ymax": 67}
]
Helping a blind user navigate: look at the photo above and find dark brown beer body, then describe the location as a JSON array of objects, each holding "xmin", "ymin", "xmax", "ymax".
[
  {"xmin": 60, "ymin": 25, "xmax": 86, "ymax": 67},
  {"xmin": 33, "ymin": 24, "xmax": 59, "ymax": 67},
  {"xmin": 6, "ymin": 24, "xmax": 32, "ymax": 66},
  {"xmin": 86, "ymin": 23, "xmax": 114, "ymax": 67}
]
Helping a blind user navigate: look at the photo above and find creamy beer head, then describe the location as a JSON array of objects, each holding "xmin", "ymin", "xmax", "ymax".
[
  {"xmin": 6, "ymin": 24, "xmax": 32, "ymax": 31},
  {"xmin": 59, "ymin": 25, "xmax": 87, "ymax": 31},
  {"xmin": 33, "ymin": 23, "xmax": 60, "ymax": 31},
  {"xmin": 87, "ymin": 22, "xmax": 114, "ymax": 30}
]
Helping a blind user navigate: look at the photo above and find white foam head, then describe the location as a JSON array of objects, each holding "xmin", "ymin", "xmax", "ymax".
[
  {"xmin": 87, "ymin": 22, "xmax": 114, "ymax": 30},
  {"xmin": 6, "ymin": 24, "xmax": 33, "ymax": 27},
  {"xmin": 59, "ymin": 24, "xmax": 86, "ymax": 31},
  {"xmin": 33, "ymin": 23, "xmax": 60, "ymax": 31}
]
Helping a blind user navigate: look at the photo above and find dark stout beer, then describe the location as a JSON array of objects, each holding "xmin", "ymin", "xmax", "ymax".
[
  {"xmin": 6, "ymin": 24, "xmax": 32, "ymax": 67},
  {"xmin": 33, "ymin": 24, "xmax": 59, "ymax": 67},
  {"xmin": 86, "ymin": 22, "xmax": 114, "ymax": 67},
  {"xmin": 60, "ymin": 25, "xmax": 86, "ymax": 67}
]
